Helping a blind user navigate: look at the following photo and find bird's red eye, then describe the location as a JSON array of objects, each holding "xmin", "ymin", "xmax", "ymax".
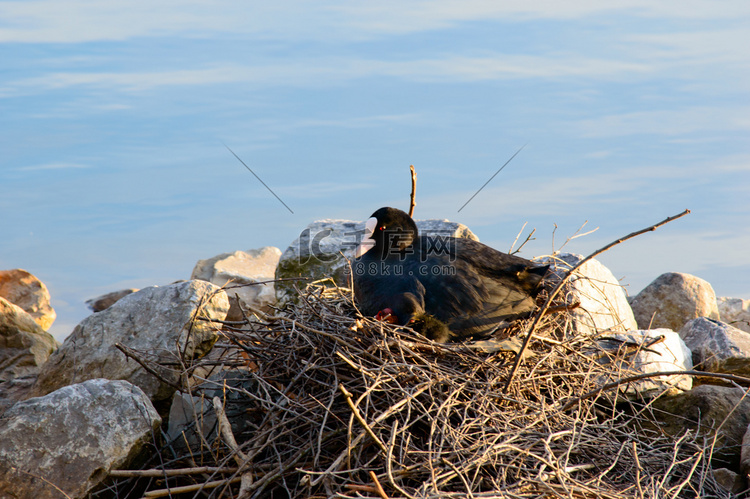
[{"xmin": 379, "ymin": 226, "xmax": 385, "ymax": 231}]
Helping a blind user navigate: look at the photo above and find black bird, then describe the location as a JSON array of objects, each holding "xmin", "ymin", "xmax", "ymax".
[{"xmin": 352, "ymin": 207, "xmax": 548, "ymax": 342}]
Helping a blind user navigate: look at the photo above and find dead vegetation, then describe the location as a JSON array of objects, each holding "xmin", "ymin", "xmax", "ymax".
[{"xmin": 100, "ymin": 278, "xmax": 729, "ymax": 499}]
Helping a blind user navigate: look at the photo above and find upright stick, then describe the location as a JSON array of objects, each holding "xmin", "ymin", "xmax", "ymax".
[{"xmin": 408, "ymin": 165, "xmax": 417, "ymax": 217}]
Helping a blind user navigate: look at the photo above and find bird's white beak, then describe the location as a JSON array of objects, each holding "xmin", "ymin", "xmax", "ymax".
[{"xmin": 354, "ymin": 217, "xmax": 377, "ymax": 258}]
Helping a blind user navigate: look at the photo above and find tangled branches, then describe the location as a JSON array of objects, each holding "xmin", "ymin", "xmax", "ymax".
[{"xmin": 102, "ymin": 282, "xmax": 727, "ymax": 499}]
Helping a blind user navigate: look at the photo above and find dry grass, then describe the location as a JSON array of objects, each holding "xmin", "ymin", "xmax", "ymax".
[{"xmin": 101, "ymin": 281, "xmax": 729, "ymax": 499}]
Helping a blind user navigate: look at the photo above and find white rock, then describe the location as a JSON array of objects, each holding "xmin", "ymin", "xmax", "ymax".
[
  {"xmin": 629, "ymin": 272, "xmax": 719, "ymax": 331},
  {"xmin": 596, "ymin": 328, "xmax": 692, "ymax": 396},
  {"xmin": 679, "ymin": 317, "xmax": 750, "ymax": 376},
  {"xmin": 0, "ymin": 268, "xmax": 56, "ymax": 330},
  {"xmin": 275, "ymin": 218, "xmax": 478, "ymax": 302},
  {"xmin": 0, "ymin": 379, "xmax": 161, "ymax": 499},
  {"xmin": 542, "ymin": 253, "xmax": 638, "ymax": 336},
  {"xmin": 192, "ymin": 247, "xmax": 281, "ymax": 320},
  {"xmin": 718, "ymin": 296, "xmax": 750, "ymax": 334},
  {"xmin": 29, "ymin": 280, "xmax": 228, "ymax": 403}
]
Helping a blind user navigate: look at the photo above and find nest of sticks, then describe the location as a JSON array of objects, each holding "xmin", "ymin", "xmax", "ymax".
[{"xmin": 102, "ymin": 280, "xmax": 728, "ymax": 499}]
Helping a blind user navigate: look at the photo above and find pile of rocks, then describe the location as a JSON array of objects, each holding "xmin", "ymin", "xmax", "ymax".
[
  {"xmin": 0, "ymin": 269, "xmax": 58, "ymax": 410},
  {"xmin": 1, "ymin": 218, "xmax": 749, "ymax": 498}
]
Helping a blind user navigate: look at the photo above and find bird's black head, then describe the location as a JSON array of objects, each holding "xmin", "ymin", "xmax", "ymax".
[{"xmin": 355, "ymin": 207, "xmax": 419, "ymax": 259}]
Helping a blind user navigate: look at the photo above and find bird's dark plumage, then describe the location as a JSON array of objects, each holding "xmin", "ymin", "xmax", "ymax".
[{"xmin": 352, "ymin": 207, "xmax": 549, "ymax": 342}]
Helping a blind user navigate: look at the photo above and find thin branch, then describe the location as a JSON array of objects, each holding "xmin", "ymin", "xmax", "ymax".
[
  {"xmin": 108, "ymin": 467, "xmax": 238, "ymax": 478},
  {"xmin": 213, "ymin": 396, "xmax": 249, "ymax": 465},
  {"xmin": 9, "ymin": 468, "xmax": 73, "ymax": 499},
  {"xmin": 221, "ymin": 277, "xmax": 312, "ymax": 291},
  {"xmin": 345, "ymin": 483, "xmax": 381, "ymax": 493},
  {"xmin": 517, "ymin": 228, "xmax": 536, "ymax": 255},
  {"xmin": 510, "ymin": 225, "xmax": 537, "ymax": 256},
  {"xmin": 558, "ymin": 369, "xmax": 750, "ymax": 412},
  {"xmin": 408, "ymin": 164, "xmax": 417, "ymax": 217},
  {"xmin": 633, "ymin": 441, "xmax": 644, "ymax": 499},
  {"xmin": 554, "ymin": 220, "xmax": 599, "ymax": 254},
  {"xmin": 503, "ymin": 208, "xmax": 691, "ymax": 393},
  {"xmin": 114, "ymin": 343, "xmax": 182, "ymax": 392},
  {"xmin": 508, "ymin": 222, "xmax": 528, "ymax": 254},
  {"xmin": 339, "ymin": 384, "xmax": 389, "ymax": 455},
  {"xmin": 370, "ymin": 471, "xmax": 391, "ymax": 499},
  {"xmin": 143, "ymin": 477, "xmax": 243, "ymax": 498}
]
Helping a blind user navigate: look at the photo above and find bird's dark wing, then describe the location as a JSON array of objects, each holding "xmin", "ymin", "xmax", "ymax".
[{"xmin": 413, "ymin": 236, "xmax": 548, "ymax": 339}]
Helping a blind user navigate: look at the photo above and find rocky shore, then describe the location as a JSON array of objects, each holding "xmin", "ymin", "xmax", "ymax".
[{"xmin": 1, "ymin": 217, "xmax": 749, "ymax": 498}]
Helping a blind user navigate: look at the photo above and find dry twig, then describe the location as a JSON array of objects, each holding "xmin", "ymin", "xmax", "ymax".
[{"xmin": 408, "ymin": 164, "xmax": 417, "ymax": 217}]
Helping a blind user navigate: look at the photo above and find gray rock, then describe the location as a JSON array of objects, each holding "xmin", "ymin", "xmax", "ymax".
[
  {"xmin": 629, "ymin": 272, "xmax": 720, "ymax": 331},
  {"xmin": 0, "ymin": 297, "xmax": 58, "ymax": 411},
  {"xmin": 192, "ymin": 246, "xmax": 281, "ymax": 321},
  {"xmin": 712, "ymin": 467, "xmax": 745, "ymax": 494},
  {"xmin": 739, "ymin": 424, "xmax": 750, "ymax": 486},
  {"xmin": 167, "ymin": 370, "xmax": 261, "ymax": 452},
  {"xmin": 595, "ymin": 328, "xmax": 692, "ymax": 396},
  {"xmin": 718, "ymin": 297, "xmax": 750, "ymax": 334},
  {"xmin": 0, "ymin": 268, "xmax": 56, "ymax": 330},
  {"xmin": 85, "ymin": 288, "xmax": 139, "ymax": 312},
  {"xmin": 29, "ymin": 280, "xmax": 229, "ymax": 403},
  {"xmin": 0, "ymin": 379, "xmax": 161, "ymax": 499},
  {"xmin": 166, "ymin": 390, "xmax": 216, "ymax": 451},
  {"xmin": 542, "ymin": 253, "xmax": 638, "ymax": 336},
  {"xmin": 275, "ymin": 218, "xmax": 478, "ymax": 302},
  {"xmin": 650, "ymin": 384, "xmax": 750, "ymax": 469},
  {"xmin": 679, "ymin": 317, "xmax": 750, "ymax": 376}
]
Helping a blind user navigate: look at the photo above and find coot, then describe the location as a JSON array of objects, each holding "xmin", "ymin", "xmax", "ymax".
[{"xmin": 352, "ymin": 207, "xmax": 548, "ymax": 342}]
